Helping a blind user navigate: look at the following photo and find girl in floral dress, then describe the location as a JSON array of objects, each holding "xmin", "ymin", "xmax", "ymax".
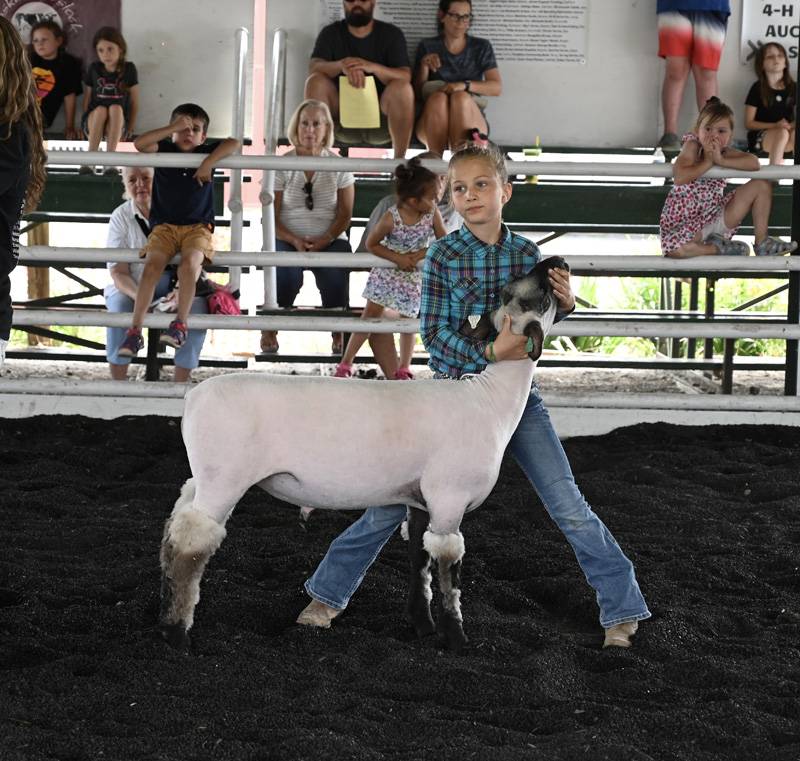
[
  {"xmin": 660, "ymin": 97, "xmax": 796, "ymax": 258},
  {"xmin": 334, "ymin": 158, "xmax": 446, "ymax": 379}
]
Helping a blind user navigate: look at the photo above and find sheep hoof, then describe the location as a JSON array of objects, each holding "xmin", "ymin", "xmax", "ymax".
[
  {"xmin": 411, "ymin": 616, "xmax": 436, "ymax": 640},
  {"xmin": 438, "ymin": 617, "xmax": 468, "ymax": 653},
  {"xmin": 160, "ymin": 623, "xmax": 190, "ymax": 650}
]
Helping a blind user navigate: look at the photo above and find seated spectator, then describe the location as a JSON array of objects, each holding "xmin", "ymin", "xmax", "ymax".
[
  {"xmin": 414, "ymin": 1, "xmax": 501, "ymax": 155},
  {"xmin": 116, "ymin": 103, "xmax": 239, "ymax": 358},
  {"xmin": 744, "ymin": 42, "xmax": 796, "ymax": 165},
  {"xmin": 81, "ymin": 27, "xmax": 138, "ymax": 174},
  {"xmin": 28, "ymin": 20, "xmax": 82, "ymax": 139},
  {"xmin": 104, "ymin": 166, "xmax": 208, "ymax": 382},
  {"xmin": 305, "ymin": 0, "xmax": 414, "ymax": 159},
  {"xmin": 260, "ymin": 99, "xmax": 355, "ymax": 355}
]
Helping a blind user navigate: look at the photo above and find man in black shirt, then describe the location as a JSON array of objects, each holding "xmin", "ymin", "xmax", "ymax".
[{"xmin": 306, "ymin": 0, "xmax": 414, "ymax": 158}]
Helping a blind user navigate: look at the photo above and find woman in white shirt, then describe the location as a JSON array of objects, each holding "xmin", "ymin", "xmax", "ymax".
[
  {"xmin": 105, "ymin": 166, "xmax": 207, "ymax": 381},
  {"xmin": 261, "ymin": 99, "xmax": 355, "ymax": 354}
]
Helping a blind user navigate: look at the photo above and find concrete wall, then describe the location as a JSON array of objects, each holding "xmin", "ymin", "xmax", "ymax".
[
  {"xmin": 120, "ymin": 0, "xmax": 255, "ymax": 136},
  {"xmin": 265, "ymin": 1, "xmax": 764, "ymax": 148}
]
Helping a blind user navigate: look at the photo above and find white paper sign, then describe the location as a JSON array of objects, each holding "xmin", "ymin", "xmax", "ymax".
[
  {"xmin": 741, "ymin": 1, "xmax": 800, "ymax": 65},
  {"xmin": 321, "ymin": 0, "xmax": 588, "ymax": 64}
]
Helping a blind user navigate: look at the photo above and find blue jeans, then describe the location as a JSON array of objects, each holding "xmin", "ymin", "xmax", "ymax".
[
  {"xmin": 305, "ymin": 385, "xmax": 651, "ymax": 628},
  {"xmin": 104, "ymin": 272, "xmax": 208, "ymax": 369},
  {"xmin": 275, "ymin": 238, "xmax": 351, "ymax": 308}
]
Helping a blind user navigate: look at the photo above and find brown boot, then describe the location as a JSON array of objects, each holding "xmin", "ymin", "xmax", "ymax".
[
  {"xmin": 603, "ymin": 621, "xmax": 638, "ymax": 648},
  {"xmin": 296, "ymin": 599, "xmax": 342, "ymax": 628}
]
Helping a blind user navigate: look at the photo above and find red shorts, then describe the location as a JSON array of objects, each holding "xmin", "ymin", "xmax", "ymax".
[{"xmin": 658, "ymin": 10, "xmax": 728, "ymax": 71}]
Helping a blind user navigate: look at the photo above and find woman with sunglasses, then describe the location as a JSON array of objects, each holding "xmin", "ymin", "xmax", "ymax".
[
  {"xmin": 261, "ymin": 98, "xmax": 355, "ymax": 354},
  {"xmin": 414, "ymin": 1, "xmax": 502, "ymax": 155}
]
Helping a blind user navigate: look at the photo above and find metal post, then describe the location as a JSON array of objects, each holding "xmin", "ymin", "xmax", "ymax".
[
  {"xmin": 786, "ymin": 49, "xmax": 800, "ymax": 394},
  {"xmin": 672, "ymin": 279, "xmax": 682, "ymax": 358},
  {"xmin": 704, "ymin": 279, "xmax": 715, "ymax": 359},
  {"xmin": 227, "ymin": 27, "xmax": 249, "ymax": 293},
  {"xmin": 260, "ymin": 28, "xmax": 287, "ymax": 310},
  {"xmin": 687, "ymin": 277, "xmax": 699, "ymax": 359}
]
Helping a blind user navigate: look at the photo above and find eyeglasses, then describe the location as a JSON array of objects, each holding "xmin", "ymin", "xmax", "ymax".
[
  {"xmin": 303, "ymin": 181, "xmax": 314, "ymax": 211},
  {"xmin": 445, "ymin": 11, "xmax": 473, "ymax": 23}
]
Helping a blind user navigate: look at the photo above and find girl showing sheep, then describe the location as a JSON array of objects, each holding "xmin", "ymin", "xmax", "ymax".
[{"xmin": 297, "ymin": 144, "xmax": 651, "ymax": 650}]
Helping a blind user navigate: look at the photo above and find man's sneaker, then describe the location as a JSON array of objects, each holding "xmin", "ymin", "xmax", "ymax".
[
  {"xmin": 705, "ymin": 234, "xmax": 749, "ymax": 256},
  {"xmin": 754, "ymin": 236, "xmax": 798, "ymax": 256},
  {"xmin": 160, "ymin": 320, "xmax": 188, "ymax": 349},
  {"xmin": 117, "ymin": 328, "xmax": 144, "ymax": 357},
  {"xmin": 657, "ymin": 132, "xmax": 681, "ymax": 152}
]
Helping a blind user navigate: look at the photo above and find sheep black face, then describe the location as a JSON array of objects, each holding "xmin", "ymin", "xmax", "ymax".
[{"xmin": 460, "ymin": 256, "xmax": 569, "ymax": 360}]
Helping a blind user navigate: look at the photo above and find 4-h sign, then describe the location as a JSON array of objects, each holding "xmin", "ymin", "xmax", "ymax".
[{"xmin": 741, "ymin": 2, "xmax": 800, "ymax": 65}]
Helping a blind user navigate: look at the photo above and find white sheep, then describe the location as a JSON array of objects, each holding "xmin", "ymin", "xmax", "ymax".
[{"xmin": 159, "ymin": 257, "xmax": 567, "ymax": 651}]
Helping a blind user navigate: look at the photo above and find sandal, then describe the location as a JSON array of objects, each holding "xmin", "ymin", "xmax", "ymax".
[
  {"xmin": 393, "ymin": 367, "xmax": 414, "ymax": 380},
  {"xmin": 754, "ymin": 236, "xmax": 798, "ymax": 256},
  {"xmin": 704, "ymin": 234, "xmax": 749, "ymax": 256},
  {"xmin": 331, "ymin": 332, "xmax": 343, "ymax": 355},
  {"xmin": 333, "ymin": 362, "xmax": 353, "ymax": 378},
  {"xmin": 468, "ymin": 128, "xmax": 489, "ymax": 147},
  {"xmin": 260, "ymin": 330, "xmax": 279, "ymax": 354}
]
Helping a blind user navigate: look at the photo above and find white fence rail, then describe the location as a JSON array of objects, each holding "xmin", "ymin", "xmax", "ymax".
[{"xmin": 43, "ymin": 148, "xmax": 800, "ymax": 181}]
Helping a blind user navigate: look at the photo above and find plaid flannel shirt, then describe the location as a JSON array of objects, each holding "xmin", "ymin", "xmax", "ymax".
[{"xmin": 420, "ymin": 223, "xmax": 543, "ymax": 378}]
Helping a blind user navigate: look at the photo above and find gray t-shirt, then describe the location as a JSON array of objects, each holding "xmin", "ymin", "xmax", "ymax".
[{"xmin": 414, "ymin": 35, "xmax": 497, "ymax": 83}]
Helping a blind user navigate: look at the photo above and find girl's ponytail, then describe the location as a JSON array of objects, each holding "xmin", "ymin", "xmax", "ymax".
[{"xmin": 394, "ymin": 156, "xmax": 438, "ymax": 202}]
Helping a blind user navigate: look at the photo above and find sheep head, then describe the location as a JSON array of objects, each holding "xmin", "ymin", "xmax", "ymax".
[{"xmin": 459, "ymin": 257, "xmax": 569, "ymax": 361}]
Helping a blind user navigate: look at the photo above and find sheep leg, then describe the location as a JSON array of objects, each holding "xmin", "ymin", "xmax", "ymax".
[
  {"xmin": 436, "ymin": 555, "xmax": 467, "ymax": 653},
  {"xmin": 406, "ymin": 507, "xmax": 436, "ymax": 639},
  {"xmin": 159, "ymin": 479, "xmax": 227, "ymax": 649},
  {"xmin": 424, "ymin": 531, "xmax": 468, "ymax": 653}
]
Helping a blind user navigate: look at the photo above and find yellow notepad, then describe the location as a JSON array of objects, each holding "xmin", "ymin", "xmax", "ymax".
[{"xmin": 339, "ymin": 75, "xmax": 381, "ymax": 129}]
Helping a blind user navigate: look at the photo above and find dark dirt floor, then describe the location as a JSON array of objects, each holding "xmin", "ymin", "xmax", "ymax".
[{"xmin": 0, "ymin": 415, "xmax": 799, "ymax": 761}]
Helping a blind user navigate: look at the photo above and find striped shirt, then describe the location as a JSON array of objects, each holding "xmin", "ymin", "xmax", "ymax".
[
  {"xmin": 274, "ymin": 148, "xmax": 355, "ymax": 238},
  {"xmin": 420, "ymin": 224, "xmax": 542, "ymax": 378}
]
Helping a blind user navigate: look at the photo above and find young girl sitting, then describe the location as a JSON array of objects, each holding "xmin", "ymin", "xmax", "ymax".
[
  {"xmin": 334, "ymin": 157, "xmax": 446, "ymax": 380},
  {"xmin": 28, "ymin": 20, "xmax": 82, "ymax": 139},
  {"xmin": 660, "ymin": 97, "xmax": 797, "ymax": 258},
  {"xmin": 81, "ymin": 26, "xmax": 139, "ymax": 174},
  {"xmin": 744, "ymin": 42, "xmax": 796, "ymax": 165}
]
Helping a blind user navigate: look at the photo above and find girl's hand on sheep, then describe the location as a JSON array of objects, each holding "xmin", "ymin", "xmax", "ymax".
[
  {"xmin": 491, "ymin": 315, "xmax": 530, "ymax": 361},
  {"xmin": 548, "ymin": 267, "xmax": 575, "ymax": 312}
]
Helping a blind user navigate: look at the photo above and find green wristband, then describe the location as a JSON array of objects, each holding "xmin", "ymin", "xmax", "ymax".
[{"xmin": 487, "ymin": 341, "xmax": 496, "ymax": 363}]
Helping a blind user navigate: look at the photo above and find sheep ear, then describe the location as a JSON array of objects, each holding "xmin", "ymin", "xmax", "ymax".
[
  {"xmin": 539, "ymin": 256, "xmax": 569, "ymax": 274},
  {"xmin": 458, "ymin": 313, "xmax": 493, "ymax": 340}
]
